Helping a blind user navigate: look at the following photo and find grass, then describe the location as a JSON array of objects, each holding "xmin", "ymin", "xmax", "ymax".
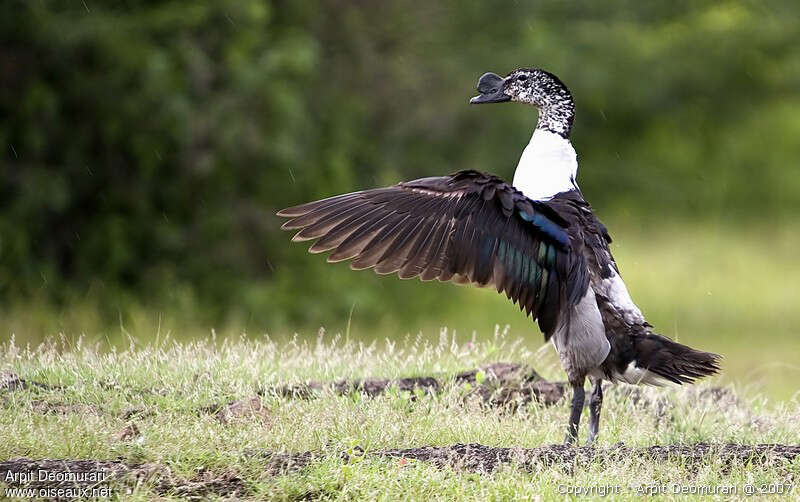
[{"xmin": 1, "ymin": 333, "xmax": 798, "ymax": 500}]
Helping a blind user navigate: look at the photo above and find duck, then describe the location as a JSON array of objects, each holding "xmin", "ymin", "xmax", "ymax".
[{"xmin": 277, "ymin": 68, "xmax": 720, "ymax": 445}]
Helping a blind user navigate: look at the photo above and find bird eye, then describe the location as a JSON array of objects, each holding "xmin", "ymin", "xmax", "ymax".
[{"xmin": 517, "ymin": 75, "xmax": 528, "ymax": 82}]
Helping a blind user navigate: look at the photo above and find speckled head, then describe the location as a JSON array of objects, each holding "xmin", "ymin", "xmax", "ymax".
[{"xmin": 470, "ymin": 68, "xmax": 575, "ymax": 138}]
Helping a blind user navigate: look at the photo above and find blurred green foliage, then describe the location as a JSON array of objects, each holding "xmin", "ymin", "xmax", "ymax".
[{"xmin": 2, "ymin": 0, "xmax": 800, "ymax": 334}]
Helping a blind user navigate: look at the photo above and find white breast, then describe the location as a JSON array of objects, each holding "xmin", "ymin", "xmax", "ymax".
[{"xmin": 512, "ymin": 129, "xmax": 578, "ymax": 201}]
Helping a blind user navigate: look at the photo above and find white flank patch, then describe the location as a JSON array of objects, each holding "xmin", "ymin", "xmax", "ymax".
[
  {"xmin": 512, "ymin": 129, "xmax": 578, "ymax": 200},
  {"xmin": 615, "ymin": 361, "xmax": 671, "ymax": 386},
  {"xmin": 598, "ymin": 271, "xmax": 645, "ymax": 325}
]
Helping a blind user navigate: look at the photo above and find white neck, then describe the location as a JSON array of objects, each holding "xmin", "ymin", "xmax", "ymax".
[{"xmin": 512, "ymin": 129, "xmax": 578, "ymax": 200}]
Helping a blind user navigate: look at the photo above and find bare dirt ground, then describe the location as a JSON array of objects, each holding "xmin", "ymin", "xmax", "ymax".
[{"xmin": 265, "ymin": 361, "xmax": 566, "ymax": 407}]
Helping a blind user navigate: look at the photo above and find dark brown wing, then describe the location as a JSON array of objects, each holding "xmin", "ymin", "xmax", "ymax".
[{"xmin": 277, "ymin": 170, "xmax": 589, "ymax": 336}]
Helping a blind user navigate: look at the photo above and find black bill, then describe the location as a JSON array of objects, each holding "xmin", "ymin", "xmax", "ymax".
[{"xmin": 470, "ymin": 72, "xmax": 510, "ymax": 104}]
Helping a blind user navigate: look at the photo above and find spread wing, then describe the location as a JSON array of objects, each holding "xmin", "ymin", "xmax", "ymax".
[{"xmin": 277, "ymin": 170, "xmax": 589, "ymax": 336}]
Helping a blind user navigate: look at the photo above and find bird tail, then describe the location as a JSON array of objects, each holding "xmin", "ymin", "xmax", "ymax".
[{"xmin": 628, "ymin": 333, "xmax": 721, "ymax": 385}]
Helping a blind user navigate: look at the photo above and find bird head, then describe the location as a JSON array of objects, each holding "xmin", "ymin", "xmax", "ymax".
[
  {"xmin": 470, "ymin": 68, "xmax": 575, "ymax": 136},
  {"xmin": 470, "ymin": 68, "xmax": 572, "ymax": 109}
]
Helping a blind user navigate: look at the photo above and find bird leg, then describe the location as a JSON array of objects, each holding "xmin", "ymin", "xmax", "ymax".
[
  {"xmin": 563, "ymin": 381, "xmax": 585, "ymax": 445},
  {"xmin": 586, "ymin": 378, "xmax": 603, "ymax": 446}
]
